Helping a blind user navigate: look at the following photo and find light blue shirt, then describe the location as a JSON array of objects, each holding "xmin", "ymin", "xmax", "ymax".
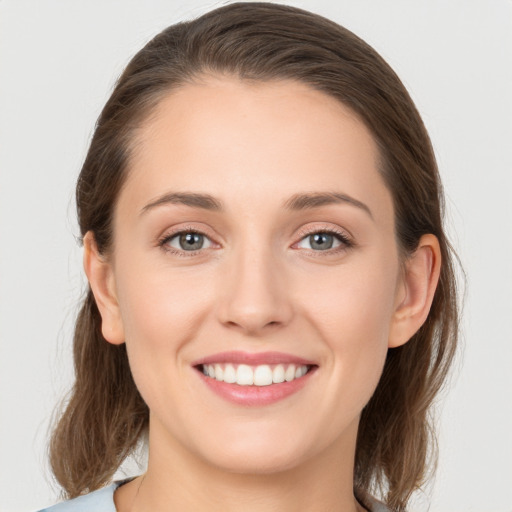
[
  {"xmin": 37, "ymin": 480, "xmax": 390, "ymax": 511},
  {"xmin": 37, "ymin": 482, "xmax": 121, "ymax": 512}
]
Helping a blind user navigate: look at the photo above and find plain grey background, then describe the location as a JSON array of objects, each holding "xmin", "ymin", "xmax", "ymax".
[{"xmin": 1, "ymin": 1, "xmax": 511, "ymax": 510}]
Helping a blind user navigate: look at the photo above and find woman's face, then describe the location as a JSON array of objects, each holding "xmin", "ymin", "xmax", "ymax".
[{"xmin": 102, "ymin": 76, "xmax": 405, "ymax": 473}]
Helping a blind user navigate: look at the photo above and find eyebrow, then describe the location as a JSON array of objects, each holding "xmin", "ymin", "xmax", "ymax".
[
  {"xmin": 283, "ymin": 192, "xmax": 373, "ymax": 219},
  {"xmin": 140, "ymin": 190, "xmax": 372, "ymax": 219},
  {"xmin": 141, "ymin": 192, "xmax": 223, "ymax": 214}
]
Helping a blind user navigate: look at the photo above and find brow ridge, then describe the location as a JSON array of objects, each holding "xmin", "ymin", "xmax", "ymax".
[
  {"xmin": 141, "ymin": 192, "xmax": 223, "ymax": 214},
  {"xmin": 140, "ymin": 190, "xmax": 372, "ymax": 218},
  {"xmin": 283, "ymin": 192, "xmax": 373, "ymax": 218}
]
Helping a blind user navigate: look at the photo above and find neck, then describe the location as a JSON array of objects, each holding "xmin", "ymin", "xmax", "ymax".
[{"xmin": 119, "ymin": 416, "xmax": 364, "ymax": 512}]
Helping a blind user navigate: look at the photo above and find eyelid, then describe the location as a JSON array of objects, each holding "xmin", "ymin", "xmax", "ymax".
[
  {"xmin": 167, "ymin": 231, "xmax": 213, "ymax": 251},
  {"xmin": 156, "ymin": 223, "xmax": 355, "ymax": 256},
  {"xmin": 157, "ymin": 224, "xmax": 220, "ymax": 255},
  {"xmin": 293, "ymin": 224, "xmax": 355, "ymax": 252}
]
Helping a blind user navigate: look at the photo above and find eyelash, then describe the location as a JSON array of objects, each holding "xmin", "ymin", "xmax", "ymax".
[
  {"xmin": 158, "ymin": 225, "xmax": 213, "ymax": 257},
  {"xmin": 294, "ymin": 227, "xmax": 354, "ymax": 255},
  {"xmin": 158, "ymin": 226, "xmax": 354, "ymax": 257}
]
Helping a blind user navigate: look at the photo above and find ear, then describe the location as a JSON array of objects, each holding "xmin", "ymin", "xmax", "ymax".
[
  {"xmin": 83, "ymin": 231, "xmax": 125, "ymax": 345},
  {"xmin": 388, "ymin": 234, "xmax": 441, "ymax": 348}
]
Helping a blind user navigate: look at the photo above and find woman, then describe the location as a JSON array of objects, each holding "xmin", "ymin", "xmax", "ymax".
[{"xmin": 38, "ymin": 2, "xmax": 459, "ymax": 511}]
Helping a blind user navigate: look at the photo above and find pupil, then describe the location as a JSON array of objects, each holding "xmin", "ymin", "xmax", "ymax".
[
  {"xmin": 180, "ymin": 232, "xmax": 203, "ymax": 250},
  {"xmin": 310, "ymin": 233, "xmax": 333, "ymax": 250}
]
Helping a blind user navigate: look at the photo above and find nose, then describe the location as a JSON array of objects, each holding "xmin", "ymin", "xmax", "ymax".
[{"xmin": 216, "ymin": 243, "xmax": 294, "ymax": 336}]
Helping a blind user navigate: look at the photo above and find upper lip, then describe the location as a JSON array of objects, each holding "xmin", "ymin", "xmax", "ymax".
[{"xmin": 191, "ymin": 351, "xmax": 317, "ymax": 367}]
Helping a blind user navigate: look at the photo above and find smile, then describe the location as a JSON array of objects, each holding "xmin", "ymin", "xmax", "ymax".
[
  {"xmin": 192, "ymin": 351, "xmax": 318, "ymax": 406},
  {"xmin": 199, "ymin": 363, "xmax": 311, "ymax": 386}
]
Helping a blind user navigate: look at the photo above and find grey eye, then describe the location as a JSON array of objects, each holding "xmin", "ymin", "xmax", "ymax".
[
  {"xmin": 167, "ymin": 232, "xmax": 212, "ymax": 251},
  {"xmin": 297, "ymin": 232, "xmax": 342, "ymax": 251}
]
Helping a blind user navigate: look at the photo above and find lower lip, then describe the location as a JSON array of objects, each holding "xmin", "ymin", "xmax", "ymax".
[{"xmin": 196, "ymin": 368, "xmax": 316, "ymax": 406}]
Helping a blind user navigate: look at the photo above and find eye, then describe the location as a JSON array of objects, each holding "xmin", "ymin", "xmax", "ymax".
[
  {"xmin": 296, "ymin": 230, "xmax": 352, "ymax": 251},
  {"xmin": 163, "ymin": 231, "xmax": 213, "ymax": 252}
]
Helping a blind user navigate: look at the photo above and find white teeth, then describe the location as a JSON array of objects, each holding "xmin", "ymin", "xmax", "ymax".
[
  {"xmin": 285, "ymin": 365, "xmax": 296, "ymax": 382},
  {"xmin": 202, "ymin": 363, "xmax": 310, "ymax": 386},
  {"xmin": 214, "ymin": 364, "xmax": 224, "ymax": 381},
  {"xmin": 295, "ymin": 365, "xmax": 307, "ymax": 378},
  {"xmin": 272, "ymin": 364, "xmax": 285, "ymax": 383},
  {"xmin": 236, "ymin": 364, "xmax": 254, "ymax": 386},
  {"xmin": 253, "ymin": 365, "xmax": 273, "ymax": 386},
  {"xmin": 223, "ymin": 364, "xmax": 236, "ymax": 383}
]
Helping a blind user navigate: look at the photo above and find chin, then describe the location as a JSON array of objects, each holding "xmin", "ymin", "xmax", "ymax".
[
  {"xmin": 192, "ymin": 427, "xmax": 317, "ymax": 476},
  {"xmin": 208, "ymin": 448, "xmax": 307, "ymax": 476}
]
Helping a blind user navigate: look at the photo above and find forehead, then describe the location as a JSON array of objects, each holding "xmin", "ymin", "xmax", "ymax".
[{"xmin": 120, "ymin": 76, "xmax": 393, "ymax": 225}]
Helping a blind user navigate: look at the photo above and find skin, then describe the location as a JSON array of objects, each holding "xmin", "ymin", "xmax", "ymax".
[{"xmin": 85, "ymin": 76, "xmax": 441, "ymax": 512}]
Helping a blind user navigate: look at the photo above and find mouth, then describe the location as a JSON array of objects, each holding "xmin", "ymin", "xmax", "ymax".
[
  {"xmin": 192, "ymin": 351, "xmax": 318, "ymax": 406},
  {"xmin": 196, "ymin": 362, "xmax": 314, "ymax": 386}
]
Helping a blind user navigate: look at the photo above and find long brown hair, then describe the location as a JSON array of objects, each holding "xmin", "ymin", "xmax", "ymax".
[{"xmin": 49, "ymin": 3, "xmax": 460, "ymax": 510}]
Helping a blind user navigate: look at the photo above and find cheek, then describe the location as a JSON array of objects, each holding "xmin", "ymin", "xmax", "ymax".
[
  {"xmin": 304, "ymin": 255, "xmax": 399, "ymax": 342},
  {"xmin": 299, "ymin": 251, "xmax": 400, "ymax": 393},
  {"xmin": 112, "ymin": 262, "xmax": 212, "ymax": 395},
  {"xmin": 115, "ymin": 258, "xmax": 209, "ymax": 341},
  {"xmin": 115, "ymin": 278, "xmax": 202, "ymax": 432}
]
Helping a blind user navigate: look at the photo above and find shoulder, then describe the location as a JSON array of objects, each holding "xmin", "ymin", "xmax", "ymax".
[
  {"xmin": 367, "ymin": 495, "xmax": 394, "ymax": 512},
  {"xmin": 35, "ymin": 482, "xmax": 119, "ymax": 512}
]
